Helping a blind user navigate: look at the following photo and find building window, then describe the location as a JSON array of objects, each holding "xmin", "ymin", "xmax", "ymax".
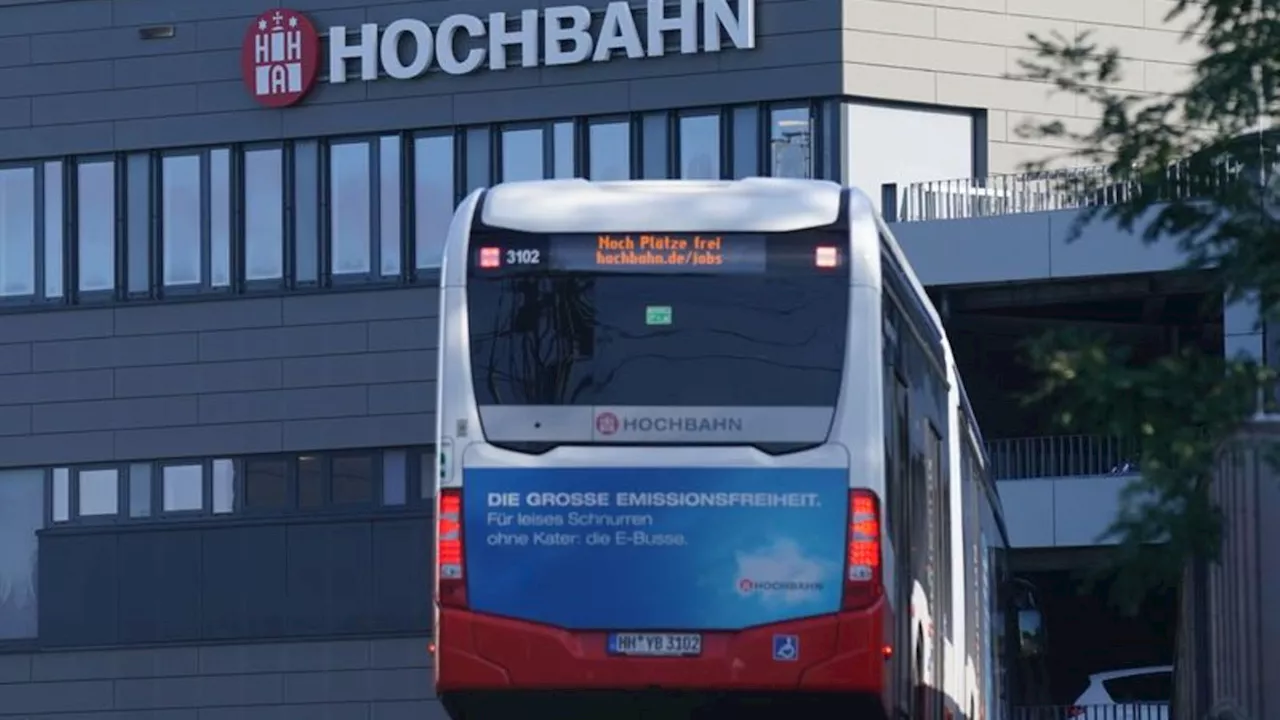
[
  {"xmin": 294, "ymin": 141, "xmax": 319, "ymax": 284},
  {"xmin": 553, "ymin": 121, "xmax": 576, "ymax": 178},
  {"xmin": 212, "ymin": 459, "xmax": 235, "ymax": 514},
  {"xmin": 414, "ymin": 133, "xmax": 454, "ymax": 270},
  {"xmin": 420, "ymin": 448, "xmax": 434, "ymax": 500},
  {"xmin": 0, "ymin": 166, "xmax": 35, "ymax": 299},
  {"xmin": 43, "ymin": 161, "xmax": 64, "ymax": 299},
  {"xmin": 642, "ymin": 113, "xmax": 669, "ymax": 179},
  {"xmin": 378, "ymin": 135, "xmax": 402, "ymax": 277},
  {"xmin": 329, "ymin": 140, "xmax": 373, "ymax": 277},
  {"xmin": 501, "ymin": 126, "xmax": 544, "ymax": 182},
  {"xmin": 128, "ymin": 463, "xmax": 152, "ymax": 518},
  {"xmin": 383, "ymin": 449, "xmax": 407, "ymax": 506},
  {"xmin": 76, "ymin": 159, "xmax": 116, "ymax": 294},
  {"xmin": 244, "ymin": 456, "xmax": 289, "ymax": 510},
  {"xmin": 679, "ymin": 112, "xmax": 720, "ymax": 179},
  {"xmin": 161, "ymin": 463, "xmax": 203, "ymax": 513},
  {"xmin": 0, "ymin": 468, "xmax": 42, "ymax": 640},
  {"xmin": 588, "ymin": 119, "xmax": 630, "ymax": 180},
  {"xmin": 209, "ymin": 149, "xmax": 232, "ymax": 287},
  {"xmin": 125, "ymin": 153, "xmax": 150, "ymax": 295},
  {"xmin": 51, "ymin": 468, "xmax": 69, "ymax": 522},
  {"xmin": 465, "ymin": 126, "xmax": 491, "ymax": 194},
  {"xmin": 770, "ymin": 105, "xmax": 813, "ymax": 179},
  {"xmin": 732, "ymin": 105, "xmax": 760, "ymax": 178},
  {"xmin": 160, "ymin": 153, "xmax": 203, "ymax": 288},
  {"xmin": 243, "ymin": 146, "xmax": 284, "ymax": 282},
  {"xmin": 77, "ymin": 468, "xmax": 119, "ymax": 517},
  {"xmin": 332, "ymin": 453, "xmax": 375, "ymax": 505},
  {"xmin": 299, "ymin": 454, "xmax": 324, "ymax": 508}
]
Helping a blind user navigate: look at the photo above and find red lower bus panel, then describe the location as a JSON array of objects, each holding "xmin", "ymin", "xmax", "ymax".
[{"xmin": 436, "ymin": 597, "xmax": 892, "ymax": 694}]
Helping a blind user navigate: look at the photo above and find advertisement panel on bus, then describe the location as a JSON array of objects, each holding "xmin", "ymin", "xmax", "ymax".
[{"xmin": 463, "ymin": 466, "xmax": 848, "ymax": 630}]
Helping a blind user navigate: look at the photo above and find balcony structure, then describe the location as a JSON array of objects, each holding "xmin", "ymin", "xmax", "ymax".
[
  {"xmin": 888, "ymin": 167, "xmax": 1248, "ymax": 549},
  {"xmin": 883, "ymin": 167, "xmax": 1189, "ymax": 285},
  {"xmin": 985, "ymin": 435, "xmax": 1140, "ymax": 549},
  {"xmin": 882, "ymin": 165, "xmax": 1263, "ymax": 360}
]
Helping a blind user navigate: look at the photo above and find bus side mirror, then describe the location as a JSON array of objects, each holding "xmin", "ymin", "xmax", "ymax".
[{"xmin": 1017, "ymin": 608, "xmax": 1046, "ymax": 658}]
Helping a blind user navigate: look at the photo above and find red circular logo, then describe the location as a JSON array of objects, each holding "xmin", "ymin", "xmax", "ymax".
[
  {"xmin": 595, "ymin": 412, "xmax": 619, "ymax": 436},
  {"xmin": 738, "ymin": 578, "xmax": 754, "ymax": 592},
  {"xmin": 241, "ymin": 9, "xmax": 320, "ymax": 108}
]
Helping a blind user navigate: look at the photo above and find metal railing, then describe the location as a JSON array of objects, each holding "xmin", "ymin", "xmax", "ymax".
[
  {"xmin": 985, "ymin": 435, "xmax": 1142, "ymax": 481},
  {"xmin": 1014, "ymin": 704, "xmax": 1170, "ymax": 720},
  {"xmin": 887, "ymin": 159, "xmax": 1234, "ymax": 222}
]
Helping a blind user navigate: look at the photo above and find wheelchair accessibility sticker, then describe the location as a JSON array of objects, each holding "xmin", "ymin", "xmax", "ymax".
[{"xmin": 772, "ymin": 634, "xmax": 799, "ymax": 662}]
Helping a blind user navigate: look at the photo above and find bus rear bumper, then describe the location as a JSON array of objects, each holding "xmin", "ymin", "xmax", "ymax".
[{"xmin": 434, "ymin": 598, "xmax": 890, "ymax": 693}]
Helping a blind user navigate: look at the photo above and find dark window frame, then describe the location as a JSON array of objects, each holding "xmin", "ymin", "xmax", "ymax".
[
  {"xmin": 40, "ymin": 159, "xmax": 69, "ymax": 306},
  {"xmin": 239, "ymin": 454, "xmax": 295, "ymax": 515},
  {"xmin": 157, "ymin": 148, "xmax": 230, "ymax": 297},
  {"xmin": 416, "ymin": 445, "xmax": 436, "ymax": 502},
  {"xmin": 551, "ymin": 118, "xmax": 577, "ymax": 179},
  {"xmin": 766, "ymin": 102, "xmax": 817, "ymax": 180},
  {"xmin": 47, "ymin": 466, "xmax": 70, "ymax": 525},
  {"xmin": 640, "ymin": 111, "xmax": 673, "ymax": 179},
  {"xmin": 376, "ymin": 133, "xmax": 406, "ymax": 281},
  {"xmin": 324, "ymin": 136, "xmax": 375, "ymax": 284},
  {"xmin": 125, "ymin": 461, "xmax": 154, "ymax": 520},
  {"xmin": 0, "ymin": 160, "xmax": 50, "ymax": 309},
  {"xmin": 329, "ymin": 449, "xmax": 380, "ymax": 507},
  {"xmin": 674, "ymin": 107, "xmax": 726, "ymax": 180},
  {"xmin": 496, "ymin": 122, "xmax": 550, "ymax": 183},
  {"xmin": 156, "ymin": 460, "xmax": 208, "ymax": 517},
  {"xmin": 70, "ymin": 464, "xmax": 124, "ymax": 525},
  {"xmin": 122, "ymin": 151, "xmax": 154, "ymax": 300},
  {"xmin": 292, "ymin": 139, "xmax": 321, "ymax": 288},
  {"xmin": 409, "ymin": 128, "xmax": 458, "ymax": 279},
  {"xmin": 584, "ymin": 115, "xmax": 634, "ymax": 181},
  {"xmin": 70, "ymin": 154, "xmax": 122, "ymax": 303},
  {"xmin": 0, "ymin": 98, "xmax": 852, "ymax": 318},
  {"xmin": 239, "ymin": 141, "xmax": 288, "ymax": 291}
]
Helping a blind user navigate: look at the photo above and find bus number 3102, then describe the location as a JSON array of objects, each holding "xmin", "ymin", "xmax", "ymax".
[{"xmin": 506, "ymin": 249, "xmax": 541, "ymax": 265}]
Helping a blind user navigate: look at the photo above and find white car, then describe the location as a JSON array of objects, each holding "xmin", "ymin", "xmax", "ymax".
[{"xmin": 1068, "ymin": 666, "xmax": 1172, "ymax": 720}]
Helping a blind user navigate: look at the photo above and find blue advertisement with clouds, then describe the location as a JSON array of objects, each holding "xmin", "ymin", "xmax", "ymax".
[{"xmin": 463, "ymin": 466, "xmax": 847, "ymax": 630}]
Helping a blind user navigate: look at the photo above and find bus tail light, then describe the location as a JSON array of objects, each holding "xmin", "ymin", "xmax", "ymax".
[
  {"xmin": 437, "ymin": 488, "xmax": 467, "ymax": 608},
  {"xmin": 843, "ymin": 489, "xmax": 883, "ymax": 610},
  {"xmin": 815, "ymin": 246, "xmax": 839, "ymax": 268}
]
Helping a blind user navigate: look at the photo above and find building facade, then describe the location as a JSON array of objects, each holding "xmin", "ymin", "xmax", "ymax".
[{"xmin": 0, "ymin": 0, "xmax": 1195, "ymax": 717}]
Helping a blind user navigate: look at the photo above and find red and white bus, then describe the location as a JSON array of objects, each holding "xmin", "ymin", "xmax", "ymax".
[{"xmin": 432, "ymin": 178, "xmax": 1019, "ymax": 720}]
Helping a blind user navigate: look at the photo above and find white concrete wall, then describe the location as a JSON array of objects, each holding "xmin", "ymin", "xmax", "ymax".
[
  {"xmin": 889, "ymin": 205, "xmax": 1185, "ymax": 285},
  {"xmin": 997, "ymin": 473, "xmax": 1136, "ymax": 548},
  {"xmin": 842, "ymin": 0, "xmax": 1202, "ymax": 173}
]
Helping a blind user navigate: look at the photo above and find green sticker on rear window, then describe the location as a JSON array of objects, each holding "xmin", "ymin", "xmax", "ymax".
[{"xmin": 645, "ymin": 305, "xmax": 672, "ymax": 325}]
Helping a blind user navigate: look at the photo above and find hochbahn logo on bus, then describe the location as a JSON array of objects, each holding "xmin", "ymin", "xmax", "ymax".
[
  {"xmin": 593, "ymin": 412, "xmax": 744, "ymax": 436},
  {"xmin": 738, "ymin": 578, "xmax": 824, "ymax": 593}
]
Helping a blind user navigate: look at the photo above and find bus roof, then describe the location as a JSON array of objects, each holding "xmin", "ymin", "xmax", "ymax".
[{"xmin": 475, "ymin": 178, "xmax": 851, "ymax": 234}]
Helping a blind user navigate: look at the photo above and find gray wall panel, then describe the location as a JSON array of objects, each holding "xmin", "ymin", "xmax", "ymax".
[
  {"xmin": 0, "ymin": 405, "xmax": 31, "ymax": 435},
  {"xmin": 0, "ymin": 59, "xmax": 115, "ymax": 98},
  {"xmin": 0, "ymin": 342, "xmax": 32, "ymax": 374},
  {"xmin": 0, "ymin": 0, "xmax": 838, "ymax": 158},
  {"xmin": 0, "ymin": 430, "xmax": 115, "ymax": 466},
  {"xmin": 0, "ymin": 287, "xmax": 437, "ymax": 469},
  {"xmin": 0, "ymin": 0, "xmax": 112, "ymax": 38},
  {"xmin": 0, "ymin": 35, "xmax": 30, "ymax": 66},
  {"xmin": 0, "ymin": 638, "xmax": 440, "ymax": 719}
]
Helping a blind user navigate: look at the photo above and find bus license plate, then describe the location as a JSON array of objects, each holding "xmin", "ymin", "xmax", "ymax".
[{"xmin": 608, "ymin": 632, "xmax": 702, "ymax": 657}]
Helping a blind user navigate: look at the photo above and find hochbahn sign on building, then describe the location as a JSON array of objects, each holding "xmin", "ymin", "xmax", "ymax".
[{"xmin": 241, "ymin": 0, "xmax": 757, "ymax": 108}]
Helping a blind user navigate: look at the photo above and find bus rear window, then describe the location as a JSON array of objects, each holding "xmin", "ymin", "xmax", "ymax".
[{"xmin": 466, "ymin": 230, "xmax": 849, "ymax": 408}]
